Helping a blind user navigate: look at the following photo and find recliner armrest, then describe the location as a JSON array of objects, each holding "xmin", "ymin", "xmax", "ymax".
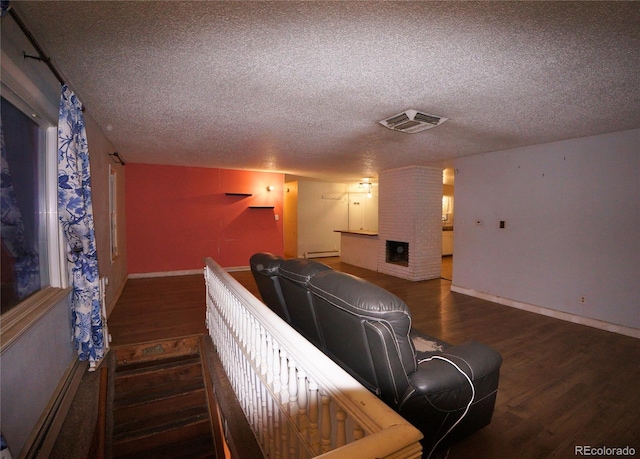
[
  {"xmin": 400, "ymin": 342, "xmax": 502, "ymax": 453},
  {"xmin": 403, "ymin": 341, "xmax": 502, "ymax": 411}
]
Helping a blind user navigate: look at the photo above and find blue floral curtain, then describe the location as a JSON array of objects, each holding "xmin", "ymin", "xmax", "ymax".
[{"xmin": 57, "ymin": 85, "xmax": 104, "ymax": 363}]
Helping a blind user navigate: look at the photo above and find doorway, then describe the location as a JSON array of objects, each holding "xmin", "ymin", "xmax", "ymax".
[{"xmin": 442, "ymin": 174, "xmax": 454, "ymax": 280}]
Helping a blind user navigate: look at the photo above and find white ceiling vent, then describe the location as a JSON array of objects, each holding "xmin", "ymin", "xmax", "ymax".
[{"xmin": 379, "ymin": 109, "xmax": 447, "ymax": 133}]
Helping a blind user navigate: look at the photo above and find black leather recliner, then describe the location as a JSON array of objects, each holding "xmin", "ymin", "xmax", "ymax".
[
  {"xmin": 249, "ymin": 252, "xmax": 289, "ymax": 321},
  {"xmin": 308, "ymin": 270, "xmax": 502, "ymax": 456},
  {"xmin": 277, "ymin": 257, "xmax": 332, "ymax": 349},
  {"xmin": 249, "ymin": 253, "xmax": 502, "ymax": 457}
]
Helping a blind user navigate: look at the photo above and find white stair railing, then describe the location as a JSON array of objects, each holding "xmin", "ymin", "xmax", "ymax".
[{"xmin": 204, "ymin": 257, "xmax": 423, "ymax": 459}]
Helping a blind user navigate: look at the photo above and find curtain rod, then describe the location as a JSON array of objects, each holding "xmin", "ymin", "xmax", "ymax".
[{"xmin": 8, "ymin": 6, "xmax": 66, "ymax": 86}]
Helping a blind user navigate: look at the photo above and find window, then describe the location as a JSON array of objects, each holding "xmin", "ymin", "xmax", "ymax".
[
  {"xmin": 1, "ymin": 97, "xmax": 49, "ymax": 313},
  {"xmin": 0, "ymin": 89, "xmax": 66, "ymax": 349}
]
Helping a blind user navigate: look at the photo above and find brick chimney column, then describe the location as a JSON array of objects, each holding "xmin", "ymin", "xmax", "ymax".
[{"xmin": 377, "ymin": 166, "xmax": 442, "ymax": 281}]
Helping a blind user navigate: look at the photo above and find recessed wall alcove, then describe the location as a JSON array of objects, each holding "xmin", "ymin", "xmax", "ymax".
[{"xmin": 386, "ymin": 240, "xmax": 409, "ymax": 266}]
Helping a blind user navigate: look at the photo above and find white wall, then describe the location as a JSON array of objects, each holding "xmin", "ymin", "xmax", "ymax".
[
  {"xmin": 297, "ymin": 181, "xmax": 348, "ymax": 256},
  {"xmin": 295, "ymin": 180, "xmax": 379, "ymax": 257},
  {"xmin": 1, "ymin": 297, "xmax": 76, "ymax": 454},
  {"xmin": 453, "ymin": 129, "xmax": 640, "ymax": 332}
]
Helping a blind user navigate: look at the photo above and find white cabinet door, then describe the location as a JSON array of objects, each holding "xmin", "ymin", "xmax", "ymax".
[{"xmin": 442, "ymin": 231, "xmax": 454, "ymax": 255}]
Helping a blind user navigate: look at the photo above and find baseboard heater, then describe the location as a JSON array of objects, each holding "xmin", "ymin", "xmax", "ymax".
[
  {"xmin": 304, "ymin": 250, "xmax": 340, "ymax": 259},
  {"xmin": 23, "ymin": 359, "xmax": 89, "ymax": 458}
]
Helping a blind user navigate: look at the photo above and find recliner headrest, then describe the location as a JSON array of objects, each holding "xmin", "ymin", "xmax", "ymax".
[
  {"xmin": 250, "ymin": 252, "xmax": 284, "ymax": 276},
  {"xmin": 279, "ymin": 258, "xmax": 332, "ymax": 284},
  {"xmin": 309, "ymin": 270, "xmax": 411, "ymax": 317}
]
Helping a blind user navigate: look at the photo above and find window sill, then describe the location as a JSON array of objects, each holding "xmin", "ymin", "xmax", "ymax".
[{"xmin": 1, "ymin": 286, "xmax": 72, "ymax": 354}]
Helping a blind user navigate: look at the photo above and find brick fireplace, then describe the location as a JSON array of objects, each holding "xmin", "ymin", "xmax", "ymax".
[{"xmin": 377, "ymin": 166, "xmax": 442, "ymax": 281}]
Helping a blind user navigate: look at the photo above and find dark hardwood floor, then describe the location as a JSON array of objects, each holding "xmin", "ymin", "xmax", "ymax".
[
  {"xmin": 109, "ymin": 258, "xmax": 640, "ymax": 458},
  {"xmin": 109, "ymin": 274, "xmax": 208, "ymax": 346}
]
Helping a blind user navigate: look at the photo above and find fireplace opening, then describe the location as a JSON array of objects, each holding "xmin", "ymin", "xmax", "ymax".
[{"xmin": 386, "ymin": 240, "xmax": 409, "ymax": 266}]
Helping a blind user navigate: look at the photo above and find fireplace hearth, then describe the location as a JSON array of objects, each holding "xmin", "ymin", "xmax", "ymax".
[{"xmin": 386, "ymin": 240, "xmax": 409, "ymax": 266}]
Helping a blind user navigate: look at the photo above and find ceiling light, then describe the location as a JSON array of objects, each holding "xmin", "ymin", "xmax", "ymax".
[
  {"xmin": 379, "ymin": 109, "xmax": 447, "ymax": 134},
  {"xmin": 359, "ymin": 180, "xmax": 374, "ymax": 198}
]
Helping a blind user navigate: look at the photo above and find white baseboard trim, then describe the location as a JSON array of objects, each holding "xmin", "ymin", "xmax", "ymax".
[
  {"xmin": 304, "ymin": 250, "xmax": 340, "ymax": 259},
  {"xmin": 129, "ymin": 269, "xmax": 203, "ymax": 279},
  {"xmin": 450, "ymin": 284, "xmax": 640, "ymax": 339},
  {"xmin": 128, "ymin": 266, "xmax": 250, "ymax": 279},
  {"xmin": 225, "ymin": 265, "xmax": 250, "ymax": 272}
]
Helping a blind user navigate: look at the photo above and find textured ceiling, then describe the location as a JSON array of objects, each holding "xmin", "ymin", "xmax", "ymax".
[{"xmin": 9, "ymin": 1, "xmax": 640, "ymax": 183}]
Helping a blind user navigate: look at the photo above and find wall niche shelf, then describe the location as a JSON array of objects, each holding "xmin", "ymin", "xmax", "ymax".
[
  {"xmin": 249, "ymin": 206, "xmax": 275, "ymax": 209},
  {"xmin": 225, "ymin": 192, "xmax": 252, "ymax": 197}
]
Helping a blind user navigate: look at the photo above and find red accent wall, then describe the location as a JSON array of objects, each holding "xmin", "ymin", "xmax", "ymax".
[{"xmin": 126, "ymin": 164, "xmax": 284, "ymax": 273}]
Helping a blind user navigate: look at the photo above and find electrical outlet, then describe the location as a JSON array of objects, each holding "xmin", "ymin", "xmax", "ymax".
[{"xmin": 579, "ymin": 296, "xmax": 586, "ymax": 305}]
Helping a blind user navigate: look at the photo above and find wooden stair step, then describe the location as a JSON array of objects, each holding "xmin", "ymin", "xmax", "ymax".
[
  {"xmin": 114, "ymin": 380, "xmax": 205, "ymax": 411},
  {"xmin": 109, "ymin": 336, "xmax": 222, "ymax": 458},
  {"xmin": 114, "ymin": 404, "xmax": 210, "ymax": 440},
  {"xmin": 114, "ymin": 387, "xmax": 208, "ymax": 427},
  {"xmin": 114, "ymin": 336, "xmax": 202, "ymax": 366},
  {"xmin": 113, "ymin": 434, "xmax": 217, "ymax": 459},
  {"xmin": 114, "ymin": 361, "xmax": 204, "ymax": 402},
  {"xmin": 113, "ymin": 414, "xmax": 211, "ymax": 457},
  {"xmin": 115, "ymin": 353, "xmax": 201, "ymax": 376},
  {"xmin": 115, "ymin": 357, "xmax": 202, "ymax": 386}
]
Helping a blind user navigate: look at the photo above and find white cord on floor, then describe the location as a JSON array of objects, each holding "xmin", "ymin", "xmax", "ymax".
[{"xmin": 417, "ymin": 355, "xmax": 475, "ymax": 459}]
